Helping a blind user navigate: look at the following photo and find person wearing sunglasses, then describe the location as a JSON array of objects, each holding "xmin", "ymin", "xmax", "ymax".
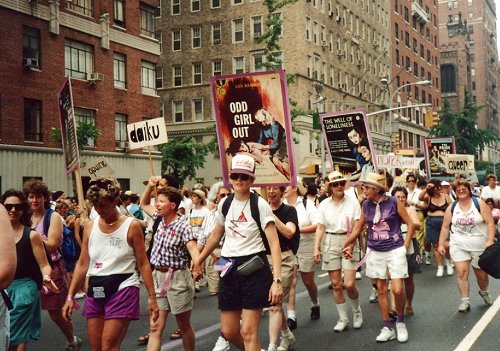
[
  {"xmin": 194, "ymin": 154, "xmax": 283, "ymax": 351},
  {"xmin": 405, "ymin": 174, "xmax": 426, "ymax": 260},
  {"xmin": 342, "ymin": 172, "xmax": 415, "ymax": 343},
  {"xmin": 62, "ymin": 177, "xmax": 159, "ymax": 351},
  {"xmin": 313, "ymin": 171, "xmax": 363, "ymax": 334},
  {"xmin": 1, "ymin": 189, "xmax": 59, "ymax": 350},
  {"xmin": 23, "ymin": 179, "xmax": 82, "ymax": 351}
]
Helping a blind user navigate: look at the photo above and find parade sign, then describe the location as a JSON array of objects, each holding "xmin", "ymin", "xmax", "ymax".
[
  {"xmin": 440, "ymin": 154, "xmax": 475, "ymax": 174},
  {"xmin": 423, "ymin": 136, "xmax": 456, "ymax": 178},
  {"xmin": 126, "ymin": 117, "xmax": 168, "ymax": 150},
  {"xmin": 376, "ymin": 155, "xmax": 420, "ymax": 169},
  {"xmin": 57, "ymin": 77, "xmax": 79, "ymax": 174},
  {"xmin": 86, "ymin": 157, "xmax": 116, "ymax": 179},
  {"xmin": 320, "ymin": 109, "xmax": 377, "ymax": 180},
  {"xmin": 210, "ymin": 70, "xmax": 296, "ymax": 187}
]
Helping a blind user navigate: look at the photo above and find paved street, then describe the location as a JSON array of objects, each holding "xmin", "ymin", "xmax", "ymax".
[{"xmin": 37, "ymin": 262, "xmax": 500, "ymax": 351}]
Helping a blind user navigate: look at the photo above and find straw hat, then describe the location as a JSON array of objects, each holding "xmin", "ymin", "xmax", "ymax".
[
  {"xmin": 358, "ymin": 172, "xmax": 388, "ymax": 192},
  {"xmin": 327, "ymin": 171, "xmax": 348, "ymax": 184},
  {"xmin": 192, "ymin": 189, "xmax": 207, "ymax": 206},
  {"xmin": 296, "ymin": 176, "xmax": 307, "ymax": 196}
]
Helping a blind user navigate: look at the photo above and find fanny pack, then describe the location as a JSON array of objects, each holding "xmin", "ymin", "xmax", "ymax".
[
  {"xmin": 87, "ymin": 273, "xmax": 133, "ymax": 299},
  {"xmin": 236, "ymin": 255, "xmax": 265, "ymax": 277}
]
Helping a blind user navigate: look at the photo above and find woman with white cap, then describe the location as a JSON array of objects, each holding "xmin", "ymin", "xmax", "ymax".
[
  {"xmin": 283, "ymin": 177, "xmax": 320, "ymax": 330},
  {"xmin": 189, "ymin": 189, "xmax": 210, "ymax": 239},
  {"xmin": 313, "ymin": 171, "xmax": 363, "ymax": 333},
  {"xmin": 342, "ymin": 172, "xmax": 415, "ymax": 343}
]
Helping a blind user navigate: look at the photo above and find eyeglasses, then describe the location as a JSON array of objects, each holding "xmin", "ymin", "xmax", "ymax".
[
  {"xmin": 456, "ymin": 187, "xmax": 468, "ymax": 193},
  {"xmin": 4, "ymin": 204, "xmax": 23, "ymax": 212},
  {"xmin": 230, "ymin": 173, "xmax": 251, "ymax": 181},
  {"xmin": 407, "ymin": 179, "xmax": 416, "ymax": 183},
  {"xmin": 331, "ymin": 181, "xmax": 346, "ymax": 187}
]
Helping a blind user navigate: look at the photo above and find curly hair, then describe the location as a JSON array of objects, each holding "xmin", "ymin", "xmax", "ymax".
[
  {"xmin": 87, "ymin": 177, "xmax": 121, "ymax": 203},
  {"xmin": 1, "ymin": 189, "xmax": 32, "ymax": 227},
  {"xmin": 23, "ymin": 179, "xmax": 51, "ymax": 208}
]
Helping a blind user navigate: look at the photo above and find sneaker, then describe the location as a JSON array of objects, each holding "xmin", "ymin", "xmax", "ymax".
[
  {"xmin": 74, "ymin": 292, "xmax": 85, "ymax": 299},
  {"xmin": 276, "ymin": 333, "xmax": 296, "ymax": 351},
  {"xmin": 446, "ymin": 263, "xmax": 454, "ymax": 276},
  {"xmin": 333, "ymin": 319, "xmax": 349, "ymax": 332},
  {"xmin": 479, "ymin": 291, "xmax": 493, "ymax": 306},
  {"xmin": 396, "ymin": 322, "xmax": 408, "ymax": 343},
  {"xmin": 355, "ymin": 271, "xmax": 362, "ymax": 280},
  {"xmin": 310, "ymin": 306, "xmax": 320, "ymax": 320},
  {"xmin": 436, "ymin": 266, "xmax": 444, "ymax": 277},
  {"xmin": 376, "ymin": 327, "xmax": 396, "ymax": 342},
  {"xmin": 195, "ymin": 281, "xmax": 201, "ymax": 293},
  {"xmin": 267, "ymin": 345, "xmax": 278, "ymax": 351},
  {"xmin": 353, "ymin": 308, "xmax": 363, "ymax": 329},
  {"xmin": 65, "ymin": 336, "xmax": 82, "ymax": 351},
  {"xmin": 458, "ymin": 301, "xmax": 470, "ymax": 312},
  {"xmin": 369, "ymin": 287, "xmax": 378, "ymax": 303},
  {"xmin": 212, "ymin": 336, "xmax": 230, "ymax": 351},
  {"xmin": 425, "ymin": 254, "xmax": 431, "ymax": 265},
  {"xmin": 287, "ymin": 318, "xmax": 297, "ymax": 330}
]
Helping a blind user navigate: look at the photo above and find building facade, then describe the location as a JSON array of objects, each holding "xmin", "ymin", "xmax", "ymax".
[{"xmin": 0, "ymin": 0, "xmax": 161, "ymax": 194}]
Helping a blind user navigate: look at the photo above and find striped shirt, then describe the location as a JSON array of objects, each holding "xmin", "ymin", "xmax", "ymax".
[{"xmin": 150, "ymin": 216, "xmax": 196, "ymax": 269}]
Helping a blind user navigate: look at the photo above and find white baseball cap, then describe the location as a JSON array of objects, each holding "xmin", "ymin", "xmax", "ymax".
[{"xmin": 230, "ymin": 154, "xmax": 255, "ymax": 177}]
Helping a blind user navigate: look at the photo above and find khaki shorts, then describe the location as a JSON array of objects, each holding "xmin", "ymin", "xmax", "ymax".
[
  {"xmin": 322, "ymin": 234, "xmax": 359, "ymax": 271},
  {"xmin": 154, "ymin": 268, "xmax": 194, "ymax": 314},
  {"xmin": 267, "ymin": 250, "xmax": 295, "ymax": 303},
  {"xmin": 296, "ymin": 237, "xmax": 317, "ymax": 273},
  {"xmin": 365, "ymin": 246, "xmax": 408, "ymax": 280}
]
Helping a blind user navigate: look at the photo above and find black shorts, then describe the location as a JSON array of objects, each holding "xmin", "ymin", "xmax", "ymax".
[{"xmin": 218, "ymin": 253, "xmax": 273, "ymax": 310}]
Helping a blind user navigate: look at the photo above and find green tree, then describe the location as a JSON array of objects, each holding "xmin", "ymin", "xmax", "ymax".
[
  {"xmin": 51, "ymin": 121, "xmax": 102, "ymax": 149},
  {"xmin": 429, "ymin": 90, "xmax": 498, "ymax": 154}
]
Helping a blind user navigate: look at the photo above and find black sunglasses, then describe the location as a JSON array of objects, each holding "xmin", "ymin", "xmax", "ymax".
[
  {"xmin": 4, "ymin": 204, "xmax": 23, "ymax": 212},
  {"xmin": 230, "ymin": 173, "xmax": 251, "ymax": 181},
  {"xmin": 219, "ymin": 193, "xmax": 228, "ymax": 198},
  {"xmin": 407, "ymin": 179, "xmax": 416, "ymax": 183},
  {"xmin": 331, "ymin": 181, "xmax": 346, "ymax": 187}
]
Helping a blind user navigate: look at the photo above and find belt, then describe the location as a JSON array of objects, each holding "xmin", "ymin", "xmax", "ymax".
[
  {"xmin": 326, "ymin": 231, "xmax": 347, "ymax": 235},
  {"xmin": 155, "ymin": 267, "xmax": 179, "ymax": 273}
]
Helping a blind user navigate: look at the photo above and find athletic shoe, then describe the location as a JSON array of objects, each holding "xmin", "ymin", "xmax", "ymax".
[
  {"xmin": 425, "ymin": 253, "xmax": 431, "ymax": 265},
  {"xmin": 376, "ymin": 327, "xmax": 396, "ymax": 342},
  {"xmin": 353, "ymin": 308, "xmax": 363, "ymax": 329},
  {"xmin": 479, "ymin": 291, "xmax": 493, "ymax": 306},
  {"xmin": 333, "ymin": 319, "xmax": 349, "ymax": 332},
  {"xmin": 276, "ymin": 333, "xmax": 296, "ymax": 351},
  {"xmin": 65, "ymin": 336, "xmax": 82, "ymax": 351},
  {"xmin": 446, "ymin": 260, "xmax": 454, "ymax": 275},
  {"xmin": 287, "ymin": 318, "xmax": 297, "ymax": 330},
  {"xmin": 310, "ymin": 306, "xmax": 320, "ymax": 320},
  {"xmin": 458, "ymin": 301, "xmax": 470, "ymax": 312},
  {"xmin": 74, "ymin": 292, "xmax": 85, "ymax": 299},
  {"xmin": 396, "ymin": 322, "xmax": 408, "ymax": 343},
  {"xmin": 436, "ymin": 266, "xmax": 444, "ymax": 277},
  {"xmin": 267, "ymin": 345, "xmax": 277, "ymax": 351},
  {"xmin": 195, "ymin": 281, "xmax": 201, "ymax": 293},
  {"xmin": 369, "ymin": 287, "xmax": 378, "ymax": 303},
  {"xmin": 355, "ymin": 271, "xmax": 362, "ymax": 280},
  {"xmin": 212, "ymin": 336, "xmax": 230, "ymax": 351}
]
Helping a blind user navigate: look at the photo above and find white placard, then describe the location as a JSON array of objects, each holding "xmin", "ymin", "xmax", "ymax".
[
  {"xmin": 86, "ymin": 157, "xmax": 116, "ymax": 179},
  {"xmin": 127, "ymin": 117, "xmax": 168, "ymax": 150},
  {"xmin": 441, "ymin": 154, "xmax": 475, "ymax": 174},
  {"xmin": 376, "ymin": 155, "xmax": 420, "ymax": 169}
]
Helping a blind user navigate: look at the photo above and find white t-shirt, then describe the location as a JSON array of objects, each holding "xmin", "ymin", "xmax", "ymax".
[
  {"xmin": 189, "ymin": 206, "xmax": 210, "ymax": 237},
  {"xmin": 480, "ymin": 185, "xmax": 500, "ymax": 202},
  {"xmin": 407, "ymin": 187, "xmax": 423, "ymax": 208},
  {"xmin": 317, "ymin": 195, "xmax": 361, "ymax": 233},
  {"xmin": 284, "ymin": 197, "xmax": 319, "ymax": 252},
  {"xmin": 450, "ymin": 200, "xmax": 488, "ymax": 252},
  {"xmin": 216, "ymin": 195, "xmax": 274, "ymax": 257}
]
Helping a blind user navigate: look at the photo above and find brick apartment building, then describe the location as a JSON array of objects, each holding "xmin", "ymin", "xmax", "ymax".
[
  {"xmin": 158, "ymin": 0, "xmax": 392, "ymax": 185},
  {"xmin": 390, "ymin": 0, "xmax": 442, "ymax": 154},
  {"xmin": 0, "ymin": 0, "xmax": 161, "ymax": 194}
]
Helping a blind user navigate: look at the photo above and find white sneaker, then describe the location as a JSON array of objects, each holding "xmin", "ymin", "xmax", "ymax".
[
  {"xmin": 458, "ymin": 301, "xmax": 470, "ymax": 312},
  {"xmin": 355, "ymin": 271, "xmax": 362, "ymax": 280},
  {"xmin": 65, "ymin": 336, "xmax": 82, "ymax": 351},
  {"xmin": 446, "ymin": 264, "xmax": 454, "ymax": 276},
  {"xmin": 276, "ymin": 333, "xmax": 296, "ymax": 351},
  {"xmin": 396, "ymin": 322, "xmax": 408, "ymax": 343},
  {"xmin": 353, "ymin": 308, "xmax": 363, "ymax": 329},
  {"xmin": 267, "ymin": 346, "xmax": 277, "ymax": 351},
  {"xmin": 376, "ymin": 327, "xmax": 396, "ymax": 342},
  {"xmin": 212, "ymin": 336, "xmax": 230, "ymax": 351},
  {"xmin": 479, "ymin": 291, "xmax": 493, "ymax": 306},
  {"xmin": 369, "ymin": 287, "xmax": 378, "ymax": 303},
  {"xmin": 333, "ymin": 319, "xmax": 349, "ymax": 332},
  {"xmin": 436, "ymin": 266, "xmax": 444, "ymax": 277},
  {"xmin": 425, "ymin": 254, "xmax": 431, "ymax": 265}
]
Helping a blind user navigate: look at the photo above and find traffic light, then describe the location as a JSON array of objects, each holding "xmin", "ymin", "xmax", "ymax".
[
  {"xmin": 432, "ymin": 111, "xmax": 439, "ymax": 127},
  {"xmin": 392, "ymin": 132, "xmax": 400, "ymax": 147}
]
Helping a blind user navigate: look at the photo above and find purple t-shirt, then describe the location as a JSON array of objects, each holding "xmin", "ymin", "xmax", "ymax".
[{"xmin": 363, "ymin": 196, "xmax": 403, "ymax": 252}]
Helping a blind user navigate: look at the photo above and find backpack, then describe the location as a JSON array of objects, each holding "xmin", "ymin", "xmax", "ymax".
[
  {"xmin": 450, "ymin": 197, "xmax": 480, "ymax": 215},
  {"xmin": 43, "ymin": 209, "xmax": 77, "ymax": 270}
]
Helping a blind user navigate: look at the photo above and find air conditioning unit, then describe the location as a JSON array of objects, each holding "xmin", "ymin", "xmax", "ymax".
[
  {"xmin": 336, "ymin": 49, "xmax": 344, "ymax": 57},
  {"xmin": 23, "ymin": 57, "xmax": 39, "ymax": 68},
  {"xmin": 88, "ymin": 72, "xmax": 104, "ymax": 82},
  {"xmin": 373, "ymin": 40, "xmax": 379, "ymax": 47},
  {"xmin": 115, "ymin": 141, "xmax": 128, "ymax": 149},
  {"xmin": 328, "ymin": 10, "xmax": 334, "ymax": 17},
  {"xmin": 213, "ymin": 38, "xmax": 221, "ymax": 44}
]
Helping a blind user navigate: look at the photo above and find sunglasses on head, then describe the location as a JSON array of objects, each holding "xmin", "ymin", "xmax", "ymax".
[
  {"xmin": 4, "ymin": 204, "xmax": 23, "ymax": 212},
  {"xmin": 331, "ymin": 181, "xmax": 346, "ymax": 187},
  {"xmin": 230, "ymin": 173, "xmax": 251, "ymax": 181}
]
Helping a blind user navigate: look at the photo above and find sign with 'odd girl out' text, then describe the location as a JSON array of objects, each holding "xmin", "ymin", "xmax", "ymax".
[{"xmin": 126, "ymin": 117, "xmax": 168, "ymax": 150}]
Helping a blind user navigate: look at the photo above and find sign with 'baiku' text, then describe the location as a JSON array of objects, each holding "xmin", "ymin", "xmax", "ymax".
[{"xmin": 127, "ymin": 117, "xmax": 168, "ymax": 150}]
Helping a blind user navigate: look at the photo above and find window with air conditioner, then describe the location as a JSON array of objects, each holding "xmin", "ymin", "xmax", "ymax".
[
  {"xmin": 23, "ymin": 27, "xmax": 40, "ymax": 69},
  {"xmin": 65, "ymin": 39, "xmax": 93, "ymax": 80}
]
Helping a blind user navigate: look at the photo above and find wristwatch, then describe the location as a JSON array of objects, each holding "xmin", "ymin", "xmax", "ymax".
[{"xmin": 273, "ymin": 277, "xmax": 282, "ymax": 284}]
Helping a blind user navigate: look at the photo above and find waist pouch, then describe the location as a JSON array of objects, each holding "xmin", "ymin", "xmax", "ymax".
[
  {"xmin": 236, "ymin": 255, "xmax": 265, "ymax": 277},
  {"xmin": 87, "ymin": 273, "xmax": 133, "ymax": 299}
]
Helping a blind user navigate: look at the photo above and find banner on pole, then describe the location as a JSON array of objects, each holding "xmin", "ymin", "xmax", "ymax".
[
  {"xmin": 126, "ymin": 117, "xmax": 168, "ymax": 150},
  {"xmin": 57, "ymin": 77, "xmax": 79, "ymax": 175}
]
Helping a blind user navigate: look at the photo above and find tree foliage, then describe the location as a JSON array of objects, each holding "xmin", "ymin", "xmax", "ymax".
[
  {"xmin": 429, "ymin": 90, "xmax": 498, "ymax": 154},
  {"xmin": 51, "ymin": 121, "xmax": 102, "ymax": 150}
]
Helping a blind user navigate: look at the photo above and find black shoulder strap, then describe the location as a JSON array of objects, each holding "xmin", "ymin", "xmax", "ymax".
[
  {"xmin": 302, "ymin": 196, "xmax": 307, "ymax": 209},
  {"xmin": 221, "ymin": 193, "xmax": 235, "ymax": 218},
  {"xmin": 249, "ymin": 192, "xmax": 270, "ymax": 253}
]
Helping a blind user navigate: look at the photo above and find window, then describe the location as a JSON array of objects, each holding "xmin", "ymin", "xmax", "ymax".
[
  {"xmin": 212, "ymin": 23, "xmax": 222, "ymax": 44},
  {"xmin": 441, "ymin": 64, "xmax": 456, "ymax": 93},
  {"xmin": 233, "ymin": 0, "xmax": 243, "ymax": 4},
  {"xmin": 273, "ymin": 52, "xmax": 283, "ymax": 70},
  {"xmin": 395, "ymin": 49, "xmax": 400, "ymax": 65},
  {"xmin": 24, "ymin": 99, "xmax": 41, "ymax": 142},
  {"xmin": 233, "ymin": 19, "xmax": 244, "ymax": 43},
  {"xmin": 68, "ymin": 0, "xmax": 93, "ymax": 17},
  {"xmin": 113, "ymin": 53, "xmax": 126, "ymax": 89},
  {"xmin": 172, "ymin": 0, "xmax": 180, "ymax": 15},
  {"xmin": 64, "ymin": 39, "xmax": 93, "ymax": 80},
  {"xmin": 191, "ymin": 0, "xmax": 200, "ymax": 12},
  {"xmin": 252, "ymin": 54, "xmax": 264, "ymax": 72},
  {"xmin": 233, "ymin": 57, "xmax": 245, "ymax": 73},
  {"xmin": 172, "ymin": 30, "xmax": 181, "ymax": 51},
  {"xmin": 252, "ymin": 16, "xmax": 263, "ymax": 39},
  {"xmin": 74, "ymin": 107, "xmax": 96, "ymax": 147},
  {"xmin": 192, "ymin": 99, "xmax": 203, "ymax": 121},
  {"xmin": 172, "ymin": 101, "xmax": 184, "ymax": 123},
  {"xmin": 213, "ymin": 60, "xmax": 222, "ymax": 76},
  {"xmin": 306, "ymin": 17, "xmax": 311, "ymax": 41},
  {"xmin": 115, "ymin": 113, "xmax": 128, "ymax": 146},
  {"xmin": 155, "ymin": 32, "xmax": 162, "ymax": 52},
  {"xmin": 113, "ymin": 0, "xmax": 125, "ymax": 27},
  {"xmin": 156, "ymin": 67, "xmax": 163, "ymax": 89},
  {"xmin": 192, "ymin": 26, "xmax": 201, "ymax": 48},
  {"xmin": 212, "ymin": 0, "xmax": 221, "ymax": 8},
  {"xmin": 192, "ymin": 63, "xmax": 202, "ymax": 85},
  {"xmin": 272, "ymin": 12, "xmax": 283, "ymax": 37},
  {"xmin": 140, "ymin": 3, "xmax": 155, "ymax": 38},
  {"xmin": 173, "ymin": 66, "xmax": 182, "ymax": 86},
  {"xmin": 23, "ymin": 27, "xmax": 40, "ymax": 69},
  {"xmin": 141, "ymin": 60, "xmax": 156, "ymax": 95}
]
